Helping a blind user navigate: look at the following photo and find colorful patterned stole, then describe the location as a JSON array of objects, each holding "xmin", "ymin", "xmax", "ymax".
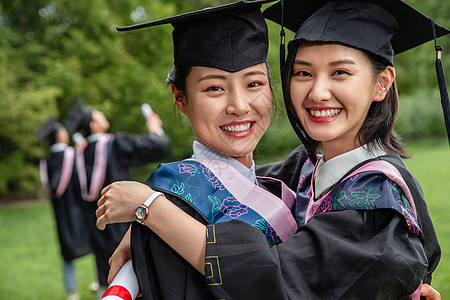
[
  {"xmin": 39, "ymin": 146, "xmax": 75, "ymax": 198},
  {"xmin": 296, "ymin": 158, "xmax": 424, "ymax": 239},
  {"xmin": 147, "ymin": 159, "xmax": 297, "ymax": 246}
]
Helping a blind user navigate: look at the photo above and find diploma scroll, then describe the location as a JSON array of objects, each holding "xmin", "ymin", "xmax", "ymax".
[
  {"xmin": 101, "ymin": 260, "xmax": 139, "ymax": 300},
  {"xmin": 141, "ymin": 103, "xmax": 165, "ymax": 136},
  {"xmin": 72, "ymin": 132, "xmax": 87, "ymax": 149}
]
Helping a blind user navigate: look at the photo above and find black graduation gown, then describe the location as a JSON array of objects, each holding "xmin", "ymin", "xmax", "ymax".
[
  {"xmin": 45, "ymin": 150, "xmax": 91, "ymax": 261},
  {"xmin": 130, "ymin": 178, "xmax": 284, "ymax": 300},
  {"xmin": 202, "ymin": 146, "xmax": 440, "ymax": 299},
  {"xmin": 78, "ymin": 132, "xmax": 171, "ymax": 285}
]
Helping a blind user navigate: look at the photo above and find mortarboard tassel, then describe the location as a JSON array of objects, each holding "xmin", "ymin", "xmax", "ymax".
[
  {"xmin": 431, "ymin": 19, "xmax": 450, "ymax": 146},
  {"xmin": 279, "ymin": 0, "xmax": 285, "ymax": 73}
]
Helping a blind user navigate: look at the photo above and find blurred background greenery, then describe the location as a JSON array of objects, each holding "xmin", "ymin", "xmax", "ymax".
[{"xmin": 0, "ymin": 0, "xmax": 448, "ymax": 196}]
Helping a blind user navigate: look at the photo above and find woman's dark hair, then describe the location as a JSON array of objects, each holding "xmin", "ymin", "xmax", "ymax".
[
  {"xmin": 360, "ymin": 50, "xmax": 407, "ymax": 158},
  {"xmin": 166, "ymin": 63, "xmax": 279, "ymax": 121},
  {"xmin": 166, "ymin": 65, "xmax": 193, "ymax": 94},
  {"xmin": 282, "ymin": 41, "xmax": 407, "ymax": 162}
]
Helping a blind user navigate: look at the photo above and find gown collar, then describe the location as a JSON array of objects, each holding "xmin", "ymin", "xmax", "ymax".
[
  {"xmin": 191, "ymin": 141, "xmax": 258, "ymax": 185},
  {"xmin": 50, "ymin": 143, "xmax": 68, "ymax": 153},
  {"xmin": 314, "ymin": 144, "xmax": 387, "ymax": 198},
  {"xmin": 87, "ymin": 133, "xmax": 104, "ymax": 143}
]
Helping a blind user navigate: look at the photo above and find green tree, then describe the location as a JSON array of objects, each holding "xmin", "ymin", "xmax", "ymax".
[{"xmin": 0, "ymin": 0, "xmax": 448, "ymax": 195}]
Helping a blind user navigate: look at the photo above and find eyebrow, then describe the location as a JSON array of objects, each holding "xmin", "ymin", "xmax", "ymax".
[
  {"xmin": 197, "ymin": 74, "xmax": 227, "ymax": 83},
  {"xmin": 293, "ymin": 59, "xmax": 311, "ymax": 66},
  {"xmin": 243, "ymin": 70, "xmax": 268, "ymax": 78},
  {"xmin": 197, "ymin": 70, "xmax": 267, "ymax": 82},
  {"xmin": 293, "ymin": 59, "xmax": 356, "ymax": 67},
  {"xmin": 328, "ymin": 59, "xmax": 356, "ymax": 66}
]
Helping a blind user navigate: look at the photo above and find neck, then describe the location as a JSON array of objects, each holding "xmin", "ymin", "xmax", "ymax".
[
  {"xmin": 231, "ymin": 154, "xmax": 253, "ymax": 169},
  {"xmin": 322, "ymin": 140, "xmax": 361, "ymax": 161},
  {"xmin": 91, "ymin": 129, "xmax": 106, "ymax": 134}
]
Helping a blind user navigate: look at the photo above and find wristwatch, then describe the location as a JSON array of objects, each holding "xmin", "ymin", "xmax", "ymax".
[{"xmin": 135, "ymin": 192, "xmax": 164, "ymax": 225}]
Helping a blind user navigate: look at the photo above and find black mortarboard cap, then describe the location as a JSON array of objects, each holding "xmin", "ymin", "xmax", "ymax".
[
  {"xmin": 264, "ymin": 0, "xmax": 449, "ymax": 64},
  {"xmin": 65, "ymin": 98, "xmax": 93, "ymax": 136},
  {"xmin": 264, "ymin": 0, "xmax": 450, "ymax": 146},
  {"xmin": 117, "ymin": 0, "xmax": 275, "ymax": 72},
  {"xmin": 36, "ymin": 117, "xmax": 62, "ymax": 144}
]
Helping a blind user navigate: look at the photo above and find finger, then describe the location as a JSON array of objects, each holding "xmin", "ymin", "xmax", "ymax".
[
  {"xmin": 96, "ymin": 215, "xmax": 106, "ymax": 230},
  {"xmin": 95, "ymin": 202, "xmax": 106, "ymax": 219},
  {"xmin": 420, "ymin": 284, "xmax": 440, "ymax": 300},
  {"xmin": 107, "ymin": 259, "xmax": 126, "ymax": 285},
  {"xmin": 97, "ymin": 194, "xmax": 106, "ymax": 208},
  {"xmin": 101, "ymin": 184, "xmax": 111, "ymax": 196}
]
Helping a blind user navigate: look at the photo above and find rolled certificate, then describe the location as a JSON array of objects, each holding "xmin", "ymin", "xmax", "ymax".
[
  {"xmin": 141, "ymin": 103, "xmax": 165, "ymax": 136},
  {"xmin": 101, "ymin": 260, "xmax": 139, "ymax": 300}
]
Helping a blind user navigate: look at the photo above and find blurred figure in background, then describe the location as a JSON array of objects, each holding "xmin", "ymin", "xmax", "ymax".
[
  {"xmin": 65, "ymin": 98, "xmax": 171, "ymax": 298},
  {"xmin": 37, "ymin": 117, "xmax": 92, "ymax": 300}
]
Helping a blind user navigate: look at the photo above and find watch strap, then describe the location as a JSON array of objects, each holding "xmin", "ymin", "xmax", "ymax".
[{"xmin": 143, "ymin": 191, "xmax": 164, "ymax": 207}]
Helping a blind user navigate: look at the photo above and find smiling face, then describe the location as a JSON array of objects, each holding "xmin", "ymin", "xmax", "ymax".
[
  {"xmin": 173, "ymin": 63, "xmax": 272, "ymax": 167},
  {"xmin": 289, "ymin": 42, "xmax": 393, "ymax": 160}
]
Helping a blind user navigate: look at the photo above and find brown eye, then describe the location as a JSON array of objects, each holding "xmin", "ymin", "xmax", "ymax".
[
  {"xmin": 205, "ymin": 86, "xmax": 223, "ymax": 92},
  {"xmin": 333, "ymin": 70, "xmax": 350, "ymax": 76},
  {"xmin": 248, "ymin": 81, "xmax": 262, "ymax": 88},
  {"xmin": 293, "ymin": 70, "xmax": 312, "ymax": 77}
]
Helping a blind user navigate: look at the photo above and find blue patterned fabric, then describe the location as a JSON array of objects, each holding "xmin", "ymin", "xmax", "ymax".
[
  {"xmin": 147, "ymin": 160, "xmax": 282, "ymax": 246},
  {"xmin": 295, "ymin": 158, "xmax": 424, "ymax": 239}
]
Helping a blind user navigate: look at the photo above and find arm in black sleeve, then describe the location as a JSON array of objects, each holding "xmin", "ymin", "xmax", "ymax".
[
  {"xmin": 256, "ymin": 145, "xmax": 308, "ymax": 191},
  {"xmin": 131, "ymin": 193, "xmax": 215, "ymax": 300},
  {"xmin": 113, "ymin": 132, "xmax": 172, "ymax": 166},
  {"xmin": 205, "ymin": 209, "xmax": 427, "ymax": 300},
  {"xmin": 381, "ymin": 155, "xmax": 441, "ymax": 283}
]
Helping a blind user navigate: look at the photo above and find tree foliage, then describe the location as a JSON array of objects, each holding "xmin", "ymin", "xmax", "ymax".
[{"xmin": 0, "ymin": 0, "xmax": 448, "ymax": 195}]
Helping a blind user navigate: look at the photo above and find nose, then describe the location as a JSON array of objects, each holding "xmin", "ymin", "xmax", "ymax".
[
  {"xmin": 225, "ymin": 88, "xmax": 251, "ymax": 115},
  {"xmin": 308, "ymin": 77, "xmax": 332, "ymax": 103}
]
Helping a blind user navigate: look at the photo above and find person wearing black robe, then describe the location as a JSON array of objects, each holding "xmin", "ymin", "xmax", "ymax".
[
  {"xmin": 201, "ymin": 0, "xmax": 446, "ymax": 298},
  {"xmin": 97, "ymin": 0, "xmax": 445, "ymax": 299},
  {"xmin": 37, "ymin": 117, "xmax": 91, "ymax": 300},
  {"xmin": 96, "ymin": 2, "xmax": 292, "ymax": 298},
  {"xmin": 65, "ymin": 99, "xmax": 171, "ymax": 296},
  {"xmin": 204, "ymin": 145, "xmax": 441, "ymax": 299}
]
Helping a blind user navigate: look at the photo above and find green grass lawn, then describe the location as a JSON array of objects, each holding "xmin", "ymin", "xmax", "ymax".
[
  {"xmin": 0, "ymin": 204, "xmax": 98, "ymax": 300},
  {"xmin": 0, "ymin": 139, "xmax": 449, "ymax": 299},
  {"xmin": 402, "ymin": 139, "xmax": 450, "ymax": 297}
]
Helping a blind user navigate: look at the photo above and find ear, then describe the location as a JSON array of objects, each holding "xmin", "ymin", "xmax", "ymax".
[
  {"xmin": 89, "ymin": 112, "xmax": 99, "ymax": 134},
  {"xmin": 172, "ymin": 84, "xmax": 187, "ymax": 115},
  {"xmin": 89, "ymin": 120, "xmax": 96, "ymax": 132},
  {"xmin": 373, "ymin": 66, "xmax": 396, "ymax": 102}
]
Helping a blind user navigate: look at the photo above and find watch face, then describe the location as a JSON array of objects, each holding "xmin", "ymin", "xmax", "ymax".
[{"xmin": 136, "ymin": 206, "xmax": 147, "ymax": 220}]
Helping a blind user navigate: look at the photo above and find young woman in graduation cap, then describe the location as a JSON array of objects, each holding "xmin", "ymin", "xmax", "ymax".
[
  {"xmin": 97, "ymin": 0, "xmax": 447, "ymax": 299},
  {"xmin": 97, "ymin": 1, "xmax": 300, "ymax": 299}
]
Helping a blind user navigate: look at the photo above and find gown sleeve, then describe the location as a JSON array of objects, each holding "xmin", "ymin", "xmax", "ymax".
[
  {"xmin": 256, "ymin": 145, "xmax": 308, "ymax": 191},
  {"xmin": 381, "ymin": 155, "xmax": 441, "ymax": 283},
  {"xmin": 205, "ymin": 209, "xmax": 428, "ymax": 300},
  {"xmin": 131, "ymin": 192, "xmax": 215, "ymax": 300},
  {"xmin": 113, "ymin": 132, "xmax": 172, "ymax": 166}
]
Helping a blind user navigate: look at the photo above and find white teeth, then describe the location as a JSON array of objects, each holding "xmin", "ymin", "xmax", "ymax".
[
  {"xmin": 309, "ymin": 109, "xmax": 341, "ymax": 118},
  {"xmin": 221, "ymin": 123, "xmax": 252, "ymax": 132}
]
